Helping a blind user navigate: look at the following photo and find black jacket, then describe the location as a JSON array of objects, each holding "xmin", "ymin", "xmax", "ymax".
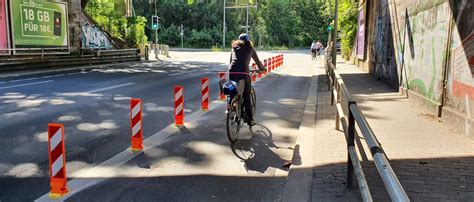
[{"xmin": 229, "ymin": 41, "xmax": 266, "ymax": 73}]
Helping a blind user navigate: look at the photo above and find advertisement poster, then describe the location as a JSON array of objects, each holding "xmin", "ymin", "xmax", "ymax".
[
  {"xmin": 0, "ymin": 0, "xmax": 9, "ymax": 54},
  {"xmin": 10, "ymin": 0, "xmax": 69, "ymax": 52},
  {"xmin": 356, "ymin": 8, "xmax": 366, "ymax": 59}
]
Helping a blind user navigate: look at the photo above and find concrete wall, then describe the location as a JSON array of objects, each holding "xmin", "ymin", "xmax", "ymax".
[
  {"xmin": 389, "ymin": 0, "xmax": 450, "ymax": 107},
  {"xmin": 443, "ymin": 0, "xmax": 474, "ymax": 136},
  {"xmin": 355, "ymin": 0, "xmax": 474, "ymax": 137},
  {"xmin": 66, "ymin": 0, "xmax": 83, "ymax": 53}
]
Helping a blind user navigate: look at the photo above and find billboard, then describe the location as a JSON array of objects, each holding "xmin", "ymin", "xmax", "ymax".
[
  {"xmin": 10, "ymin": 0, "xmax": 69, "ymax": 52},
  {"xmin": 356, "ymin": 8, "xmax": 366, "ymax": 59},
  {"xmin": 0, "ymin": 0, "xmax": 9, "ymax": 54}
]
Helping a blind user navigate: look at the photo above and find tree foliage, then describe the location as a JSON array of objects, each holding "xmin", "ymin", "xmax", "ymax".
[
  {"xmin": 85, "ymin": 0, "xmax": 147, "ymax": 48},
  {"xmin": 337, "ymin": 0, "xmax": 358, "ymax": 59},
  {"xmin": 131, "ymin": 0, "xmax": 331, "ymax": 48},
  {"xmin": 86, "ymin": 0, "xmax": 334, "ymax": 48}
]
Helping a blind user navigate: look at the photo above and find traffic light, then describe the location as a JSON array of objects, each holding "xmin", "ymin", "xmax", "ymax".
[
  {"xmin": 151, "ymin": 16, "xmax": 159, "ymax": 30},
  {"xmin": 327, "ymin": 25, "xmax": 334, "ymax": 32}
]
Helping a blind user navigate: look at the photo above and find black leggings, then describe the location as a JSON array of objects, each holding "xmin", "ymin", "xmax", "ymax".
[{"xmin": 230, "ymin": 74, "xmax": 253, "ymax": 123}]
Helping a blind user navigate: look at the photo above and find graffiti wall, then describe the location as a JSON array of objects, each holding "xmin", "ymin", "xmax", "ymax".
[
  {"xmin": 445, "ymin": 0, "xmax": 474, "ymax": 134},
  {"xmin": 388, "ymin": 0, "xmax": 450, "ymax": 104},
  {"xmin": 371, "ymin": 0, "xmax": 398, "ymax": 86},
  {"xmin": 81, "ymin": 21, "xmax": 112, "ymax": 49}
]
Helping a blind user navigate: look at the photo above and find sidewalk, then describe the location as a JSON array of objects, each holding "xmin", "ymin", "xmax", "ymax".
[{"xmin": 310, "ymin": 58, "xmax": 474, "ymax": 201}]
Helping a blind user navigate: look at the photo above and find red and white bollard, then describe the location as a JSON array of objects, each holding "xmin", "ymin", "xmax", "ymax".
[
  {"xmin": 260, "ymin": 60, "xmax": 266, "ymax": 78},
  {"xmin": 251, "ymin": 63, "xmax": 257, "ymax": 83},
  {"xmin": 218, "ymin": 72, "xmax": 226, "ymax": 100},
  {"xmin": 130, "ymin": 98, "xmax": 143, "ymax": 151},
  {"xmin": 47, "ymin": 123, "xmax": 69, "ymax": 198},
  {"xmin": 268, "ymin": 58, "xmax": 272, "ymax": 73},
  {"xmin": 201, "ymin": 78, "xmax": 209, "ymax": 111},
  {"xmin": 174, "ymin": 85, "xmax": 184, "ymax": 126}
]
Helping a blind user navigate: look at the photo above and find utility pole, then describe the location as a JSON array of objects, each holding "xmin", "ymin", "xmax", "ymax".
[
  {"xmin": 154, "ymin": 0, "xmax": 159, "ymax": 60},
  {"xmin": 223, "ymin": 1, "xmax": 257, "ymax": 47},
  {"xmin": 246, "ymin": 0, "xmax": 249, "ymax": 33},
  {"xmin": 223, "ymin": 0, "xmax": 226, "ymax": 49},
  {"xmin": 332, "ymin": 0, "xmax": 339, "ymax": 67},
  {"xmin": 180, "ymin": 24, "xmax": 184, "ymax": 49}
]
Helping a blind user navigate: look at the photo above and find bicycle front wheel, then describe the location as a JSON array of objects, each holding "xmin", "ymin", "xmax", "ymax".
[
  {"xmin": 226, "ymin": 98, "xmax": 241, "ymax": 143},
  {"xmin": 251, "ymin": 87, "xmax": 256, "ymax": 120}
]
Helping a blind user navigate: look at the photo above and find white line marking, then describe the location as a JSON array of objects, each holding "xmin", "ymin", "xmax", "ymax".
[
  {"xmin": 51, "ymin": 154, "xmax": 64, "ymax": 177},
  {"xmin": 0, "ymin": 80, "xmax": 54, "ymax": 90},
  {"xmin": 87, "ymin": 83, "xmax": 135, "ymax": 93},
  {"xmin": 67, "ymin": 72, "xmax": 81, "ymax": 76},
  {"xmin": 24, "ymin": 77, "xmax": 39, "ymax": 81},
  {"xmin": 9, "ymin": 79, "xmax": 24, "ymax": 82},
  {"xmin": 169, "ymin": 72, "xmax": 185, "ymax": 76},
  {"xmin": 50, "ymin": 129, "xmax": 62, "ymax": 151}
]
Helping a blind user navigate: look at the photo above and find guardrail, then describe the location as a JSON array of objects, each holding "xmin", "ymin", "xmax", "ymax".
[
  {"xmin": 96, "ymin": 49, "xmax": 139, "ymax": 57},
  {"xmin": 325, "ymin": 57, "xmax": 410, "ymax": 202},
  {"xmin": 0, "ymin": 48, "xmax": 70, "ymax": 58}
]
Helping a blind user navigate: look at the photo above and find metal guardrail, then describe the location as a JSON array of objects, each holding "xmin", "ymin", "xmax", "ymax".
[
  {"xmin": 0, "ymin": 48, "xmax": 70, "ymax": 59},
  {"xmin": 325, "ymin": 57, "xmax": 410, "ymax": 202},
  {"xmin": 95, "ymin": 49, "xmax": 139, "ymax": 57}
]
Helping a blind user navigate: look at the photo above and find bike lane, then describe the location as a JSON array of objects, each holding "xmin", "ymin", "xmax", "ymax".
[{"xmin": 36, "ymin": 51, "xmax": 316, "ymax": 201}]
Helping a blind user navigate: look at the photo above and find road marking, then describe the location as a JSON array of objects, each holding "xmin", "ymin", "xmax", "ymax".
[
  {"xmin": 35, "ymin": 99, "xmax": 227, "ymax": 202},
  {"xmin": 67, "ymin": 72, "xmax": 81, "ymax": 76},
  {"xmin": 25, "ymin": 77, "xmax": 39, "ymax": 81},
  {"xmin": 0, "ymin": 80, "xmax": 54, "ymax": 90},
  {"xmin": 35, "ymin": 69, "xmax": 270, "ymax": 201},
  {"xmin": 169, "ymin": 72, "xmax": 185, "ymax": 76},
  {"xmin": 86, "ymin": 83, "xmax": 135, "ymax": 93}
]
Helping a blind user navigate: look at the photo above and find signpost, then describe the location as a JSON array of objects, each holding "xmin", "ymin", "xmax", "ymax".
[
  {"xmin": 9, "ymin": 0, "xmax": 69, "ymax": 54},
  {"xmin": 0, "ymin": 0, "xmax": 10, "ymax": 55}
]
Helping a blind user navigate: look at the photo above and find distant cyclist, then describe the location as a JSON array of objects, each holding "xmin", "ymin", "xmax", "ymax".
[
  {"xmin": 310, "ymin": 40, "xmax": 324, "ymax": 60},
  {"xmin": 228, "ymin": 33, "xmax": 267, "ymax": 126}
]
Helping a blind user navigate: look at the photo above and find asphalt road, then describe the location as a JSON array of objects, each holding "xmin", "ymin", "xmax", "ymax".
[{"xmin": 0, "ymin": 50, "xmax": 316, "ymax": 201}]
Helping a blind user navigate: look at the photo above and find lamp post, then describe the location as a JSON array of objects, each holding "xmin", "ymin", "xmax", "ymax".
[{"xmin": 332, "ymin": 0, "xmax": 339, "ymax": 67}]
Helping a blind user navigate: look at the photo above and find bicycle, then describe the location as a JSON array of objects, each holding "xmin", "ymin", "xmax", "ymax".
[{"xmin": 221, "ymin": 70, "xmax": 259, "ymax": 143}]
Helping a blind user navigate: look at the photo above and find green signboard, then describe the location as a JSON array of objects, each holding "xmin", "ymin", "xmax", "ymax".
[{"xmin": 10, "ymin": 0, "xmax": 68, "ymax": 49}]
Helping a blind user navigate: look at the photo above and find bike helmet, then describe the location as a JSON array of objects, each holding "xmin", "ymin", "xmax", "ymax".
[{"xmin": 238, "ymin": 33, "xmax": 250, "ymax": 42}]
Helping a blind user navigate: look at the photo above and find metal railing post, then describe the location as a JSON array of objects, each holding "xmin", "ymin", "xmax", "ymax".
[
  {"xmin": 335, "ymin": 84, "xmax": 341, "ymax": 130},
  {"xmin": 330, "ymin": 71, "xmax": 335, "ymax": 105},
  {"xmin": 347, "ymin": 101, "xmax": 356, "ymax": 188},
  {"xmin": 145, "ymin": 46, "xmax": 149, "ymax": 61}
]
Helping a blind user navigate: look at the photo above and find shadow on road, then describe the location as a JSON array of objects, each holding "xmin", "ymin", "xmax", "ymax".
[{"xmin": 230, "ymin": 123, "xmax": 292, "ymax": 173}]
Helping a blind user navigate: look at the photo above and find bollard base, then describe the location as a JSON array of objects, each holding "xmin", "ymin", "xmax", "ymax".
[
  {"xmin": 49, "ymin": 188, "xmax": 69, "ymax": 199},
  {"xmin": 130, "ymin": 147, "xmax": 143, "ymax": 152}
]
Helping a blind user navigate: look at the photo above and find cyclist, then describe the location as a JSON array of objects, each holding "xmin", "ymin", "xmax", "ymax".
[
  {"xmin": 310, "ymin": 40, "xmax": 324, "ymax": 60},
  {"xmin": 228, "ymin": 33, "xmax": 267, "ymax": 126}
]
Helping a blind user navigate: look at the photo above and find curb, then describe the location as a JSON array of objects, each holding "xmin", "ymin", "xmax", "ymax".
[{"xmin": 281, "ymin": 65, "xmax": 320, "ymax": 201}]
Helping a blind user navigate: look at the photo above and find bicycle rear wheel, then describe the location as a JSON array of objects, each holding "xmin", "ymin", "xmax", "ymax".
[{"xmin": 226, "ymin": 98, "xmax": 241, "ymax": 142}]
